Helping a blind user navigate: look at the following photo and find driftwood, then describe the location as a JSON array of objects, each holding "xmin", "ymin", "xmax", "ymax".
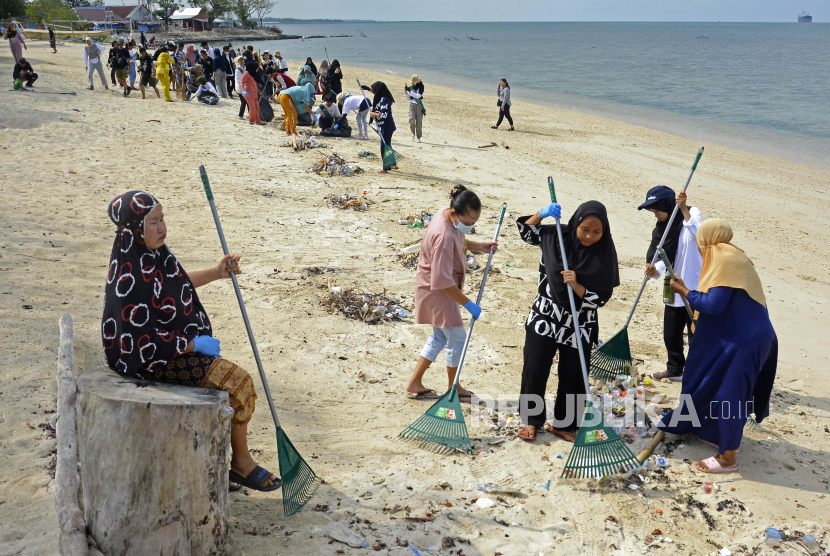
[
  {"xmin": 52, "ymin": 314, "xmax": 88, "ymax": 556},
  {"xmin": 77, "ymin": 369, "xmax": 233, "ymax": 556}
]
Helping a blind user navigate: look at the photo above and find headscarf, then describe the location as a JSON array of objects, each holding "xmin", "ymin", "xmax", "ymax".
[
  {"xmin": 327, "ymin": 59, "xmax": 340, "ymax": 80},
  {"xmin": 297, "ymin": 64, "xmax": 316, "ymax": 87},
  {"xmin": 305, "ymin": 57, "xmax": 317, "ymax": 75},
  {"xmin": 639, "ymin": 185, "xmax": 683, "ymax": 265},
  {"xmin": 319, "ymin": 59, "xmax": 329, "ymax": 74},
  {"xmin": 370, "ymin": 81, "xmax": 394, "ymax": 108},
  {"xmin": 540, "ymin": 201, "xmax": 620, "ymax": 307},
  {"xmin": 185, "ymin": 44, "xmax": 196, "ymax": 64},
  {"xmin": 696, "ymin": 219, "xmax": 766, "ymax": 307},
  {"xmin": 304, "ymin": 82, "xmax": 316, "ymax": 99},
  {"xmin": 102, "ymin": 191, "xmax": 211, "ymax": 379}
]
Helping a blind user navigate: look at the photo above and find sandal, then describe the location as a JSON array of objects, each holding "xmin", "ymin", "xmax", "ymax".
[
  {"xmin": 490, "ymin": 126, "xmax": 498, "ymax": 129},
  {"xmin": 229, "ymin": 465, "xmax": 282, "ymax": 492},
  {"xmin": 693, "ymin": 456, "xmax": 740, "ymax": 474},
  {"xmin": 405, "ymin": 389, "xmax": 441, "ymax": 400},
  {"xmin": 544, "ymin": 425, "xmax": 576, "ymax": 443},
  {"xmin": 698, "ymin": 437, "xmax": 740, "ymax": 454},
  {"xmin": 458, "ymin": 391, "xmax": 476, "ymax": 404},
  {"xmin": 229, "ymin": 472, "xmax": 242, "ymax": 493},
  {"xmin": 518, "ymin": 425, "xmax": 536, "ymax": 441}
]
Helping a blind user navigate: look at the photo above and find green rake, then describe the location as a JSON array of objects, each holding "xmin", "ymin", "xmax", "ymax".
[
  {"xmin": 199, "ymin": 166, "xmax": 318, "ymax": 516},
  {"xmin": 547, "ymin": 177, "xmax": 641, "ymax": 479},
  {"xmin": 400, "ymin": 203, "xmax": 508, "ymax": 453},
  {"xmin": 357, "ymin": 78, "xmax": 404, "ymax": 167},
  {"xmin": 588, "ymin": 146, "xmax": 704, "ymax": 381}
]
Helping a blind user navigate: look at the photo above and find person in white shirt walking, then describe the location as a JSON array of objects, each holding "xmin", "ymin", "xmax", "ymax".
[
  {"xmin": 639, "ymin": 186, "xmax": 703, "ymax": 381},
  {"xmin": 83, "ymin": 37, "xmax": 108, "ymax": 90},
  {"xmin": 405, "ymin": 74, "xmax": 425, "ymax": 141}
]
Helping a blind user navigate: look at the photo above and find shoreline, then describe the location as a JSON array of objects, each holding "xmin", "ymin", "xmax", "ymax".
[{"xmin": 1, "ymin": 41, "xmax": 829, "ymax": 555}]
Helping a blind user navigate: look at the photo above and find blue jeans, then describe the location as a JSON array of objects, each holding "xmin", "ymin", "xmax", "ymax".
[
  {"xmin": 128, "ymin": 61, "xmax": 136, "ymax": 86},
  {"xmin": 420, "ymin": 326, "xmax": 466, "ymax": 367}
]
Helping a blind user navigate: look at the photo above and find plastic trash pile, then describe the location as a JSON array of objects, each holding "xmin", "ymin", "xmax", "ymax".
[
  {"xmin": 397, "ymin": 210, "xmax": 433, "ymax": 228},
  {"xmin": 397, "ymin": 242, "xmax": 421, "ymax": 269},
  {"xmin": 324, "ymin": 286, "xmax": 411, "ymax": 324},
  {"xmin": 309, "ymin": 153, "xmax": 361, "ymax": 177},
  {"xmin": 325, "ymin": 193, "xmax": 374, "ymax": 211}
]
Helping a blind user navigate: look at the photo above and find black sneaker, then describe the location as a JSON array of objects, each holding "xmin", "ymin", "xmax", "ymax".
[
  {"xmin": 123, "ymin": 88, "xmax": 127, "ymax": 97},
  {"xmin": 125, "ymin": 87, "xmax": 131, "ymax": 96}
]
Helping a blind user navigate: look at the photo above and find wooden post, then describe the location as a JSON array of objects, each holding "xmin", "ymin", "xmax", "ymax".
[
  {"xmin": 53, "ymin": 314, "xmax": 89, "ymax": 556},
  {"xmin": 77, "ymin": 369, "xmax": 233, "ymax": 556}
]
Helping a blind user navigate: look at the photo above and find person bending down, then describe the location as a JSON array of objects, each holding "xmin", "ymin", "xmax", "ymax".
[
  {"xmin": 13, "ymin": 58, "xmax": 38, "ymax": 88},
  {"xmin": 102, "ymin": 191, "xmax": 281, "ymax": 492}
]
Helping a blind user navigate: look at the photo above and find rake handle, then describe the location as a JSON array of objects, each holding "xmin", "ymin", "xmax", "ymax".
[
  {"xmin": 624, "ymin": 146, "xmax": 703, "ymax": 327},
  {"xmin": 451, "ymin": 203, "xmax": 508, "ymax": 387},
  {"xmin": 548, "ymin": 177, "xmax": 592, "ymax": 396},
  {"xmin": 656, "ymin": 248, "xmax": 696, "ymax": 323},
  {"xmin": 199, "ymin": 165, "xmax": 282, "ymax": 431}
]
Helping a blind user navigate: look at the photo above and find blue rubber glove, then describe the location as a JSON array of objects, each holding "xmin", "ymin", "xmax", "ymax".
[
  {"xmin": 463, "ymin": 300, "xmax": 482, "ymax": 320},
  {"xmin": 539, "ymin": 202, "xmax": 562, "ymax": 220},
  {"xmin": 241, "ymin": 90, "xmax": 248, "ymax": 97},
  {"xmin": 333, "ymin": 124, "xmax": 339, "ymax": 130},
  {"xmin": 192, "ymin": 335, "xmax": 221, "ymax": 357}
]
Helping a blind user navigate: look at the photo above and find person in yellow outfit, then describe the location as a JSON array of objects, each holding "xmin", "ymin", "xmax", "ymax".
[{"xmin": 155, "ymin": 45, "xmax": 175, "ymax": 102}]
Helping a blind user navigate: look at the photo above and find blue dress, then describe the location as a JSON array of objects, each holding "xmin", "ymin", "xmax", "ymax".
[{"xmin": 657, "ymin": 287, "xmax": 777, "ymax": 453}]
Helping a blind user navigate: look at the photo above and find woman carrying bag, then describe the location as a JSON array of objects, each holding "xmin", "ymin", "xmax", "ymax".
[{"xmin": 492, "ymin": 78, "xmax": 514, "ymax": 131}]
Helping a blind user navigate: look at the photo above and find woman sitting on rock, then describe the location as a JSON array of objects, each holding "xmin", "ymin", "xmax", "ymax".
[{"xmin": 101, "ymin": 191, "xmax": 280, "ymax": 492}]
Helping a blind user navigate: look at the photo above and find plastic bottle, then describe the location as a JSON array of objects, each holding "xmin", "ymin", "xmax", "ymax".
[
  {"xmin": 800, "ymin": 535, "xmax": 820, "ymax": 554},
  {"xmin": 663, "ymin": 274, "xmax": 673, "ymax": 304},
  {"xmin": 477, "ymin": 483, "xmax": 520, "ymax": 495}
]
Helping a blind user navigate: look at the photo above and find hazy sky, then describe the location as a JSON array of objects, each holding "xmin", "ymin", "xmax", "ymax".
[{"xmin": 267, "ymin": 1, "xmax": 821, "ymax": 22}]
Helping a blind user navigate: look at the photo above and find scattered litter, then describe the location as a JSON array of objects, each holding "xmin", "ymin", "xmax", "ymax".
[
  {"xmin": 325, "ymin": 193, "xmax": 374, "ymax": 211},
  {"xmin": 475, "ymin": 497, "xmax": 496, "ymax": 509},
  {"xmin": 720, "ymin": 548, "xmax": 732, "ymax": 556},
  {"xmin": 764, "ymin": 528, "xmax": 782, "ymax": 547},
  {"xmin": 398, "ymin": 251, "xmax": 419, "ymax": 269},
  {"xmin": 477, "ymin": 483, "xmax": 521, "ymax": 495},
  {"xmin": 478, "ymin": 142, "xmax": 498, "ymax": 148},
  {"xmin": 323, "ymin": 286, "xmax": 412, "ymax": 324},
  {"xmin": 357, "ymin": 150, "xmax": 378, "ymax": 158},
  {"xmin": 308, "ymin": 152, "xmax": 360, "ymax": 177},
  {"xmin": 326, "ymin": 521, "xmax": 365, "ymax": 548},
  {"xmin": 398, "ymin": 210, "xmax": 433, "ymax": 227},
  {"xmin": 800, "ymin": 535, "xmax": 820, "ymax": 554}
]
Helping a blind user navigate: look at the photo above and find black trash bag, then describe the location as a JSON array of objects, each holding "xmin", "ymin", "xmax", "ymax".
[
  {"xmin": 259, "ymin": 97, "xmax": 274, "ymax": 122},
  {"xmin": 320, "ymin": 123, "xmax": 352, "ymax": 137},
  {"xmin": 318, "ymin": 112, "xmax": 334, "ymax": 130},
  {"xmin": 297, "ymin": 112, "xmax": 312, "ymax": 127},
  {"xmin": 198, "ymin": 92, "xmax": 219, "ymax": 106}
]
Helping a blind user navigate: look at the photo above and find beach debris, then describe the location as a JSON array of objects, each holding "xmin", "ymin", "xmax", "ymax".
[
  {"xmin": 309, "ymin": 152, "xmax": 360, "ymax": 177},
  {"xmin": 398, "ymin": 251, "xmax": 419, "ymax": 269},
  {"xmin": 324, "ymin": 192, "xmax": 374, "ymax": 211},
  {"xmin": 357, "ymin": 150, "xmax": 378, "ymax": 158},
  {"xmin": 477, "ymin": 483, "xmax": 521, "ymax": 495},
  {"xmin": 478, "ymin": 142, "xmax": 497, "ymax": 148},
  {"xmin": 323, "ymin": 286, "xmax": 411, "ymax": 324},
  {"xmin": 475, "ymin": 497, "xmax": 496, "ymax": 509},
  {"xmin": 326, "ymin": 521, "xmax": 365, "ymax": 548},
  {"xmin": 398, "ymin": 210, "xmax": 433, "ymax": 227}
]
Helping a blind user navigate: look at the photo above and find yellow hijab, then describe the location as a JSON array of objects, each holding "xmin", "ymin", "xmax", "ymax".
[{"xmin": 696, "ymin": 219, "xmax": 766, "ymax": 307}]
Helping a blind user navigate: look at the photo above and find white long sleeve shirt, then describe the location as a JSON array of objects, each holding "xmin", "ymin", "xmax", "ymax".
[
  {"xmin": 84, "ymin": 43, "xmax": 106, "ymax": 65},
  {"xmin": 405, "ymin": 89, "xmax": 422, "ymax": 104},
  {"xmin": 313, "ymin": 102, "xmax": 341, "ymax": 118},
  {"xmin": 194, "ymin": 81, "xmax": 218, "ymax": 97},
  {"xmin": 651, "ymin": 206, "xmax": 703, "ymax": 307},
  {"xmin": 341, "ymin": 94, "xmax": 369, "ymax": 114}
]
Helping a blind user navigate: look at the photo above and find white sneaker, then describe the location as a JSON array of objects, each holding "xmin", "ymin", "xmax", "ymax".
[
  {"xmin": 417, "ymin": 137, "xmax": 421, "ymax": 142},
  {"xmin": 411, "ymin": 134, "xmax": 416, "ymax": 141}
]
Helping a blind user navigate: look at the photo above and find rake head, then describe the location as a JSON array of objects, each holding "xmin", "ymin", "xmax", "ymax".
[
  {"xmin": 399, "ymin": 386, "xmax": 472, "ymax": 453},
  {"xmin": 277, "ymin": 427, "xmax": 318, "ymax": 516},
  {"xmin": 382, "ymin": 144, "xmax": 405, "ymax": 167},
  {"xmin": 590, "ymin": 326, "xmax": 633, "ymax": 381},
  {"xmin": 561, "ymin": 403, "xmax": 640, "ymax": 479}
]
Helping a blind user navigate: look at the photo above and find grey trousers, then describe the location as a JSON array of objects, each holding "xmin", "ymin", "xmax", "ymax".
[
  {"xmin": 408, "ymin": 102, "xmax": 423, "ymax": 138},
  {"xmin": 214, "ymin": 69, "xmax": 229, "ymax": 98},
  {"xmin": 88, "ymin": 60, "xmax": 107, "ymax": 88}
]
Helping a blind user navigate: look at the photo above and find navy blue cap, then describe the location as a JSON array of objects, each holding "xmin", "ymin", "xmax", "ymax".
[{"xmin": 638, "ymin": 185, "xmax": 675, "ymax": 210}]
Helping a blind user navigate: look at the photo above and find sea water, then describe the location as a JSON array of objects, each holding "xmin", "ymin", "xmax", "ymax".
[{"xmin": 250, "ymin": 22, "xmax": 830, "ymax": 167}]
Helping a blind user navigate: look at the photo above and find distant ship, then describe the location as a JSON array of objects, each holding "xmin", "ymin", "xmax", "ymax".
[{"xmin": 798, "ymin": 11, "xmax": 812, "ymax": 23}]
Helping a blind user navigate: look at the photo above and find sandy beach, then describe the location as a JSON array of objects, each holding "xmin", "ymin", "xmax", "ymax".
[{"xmin": 1, "ymin": 40, "xmax": 829, "ymax": 555}]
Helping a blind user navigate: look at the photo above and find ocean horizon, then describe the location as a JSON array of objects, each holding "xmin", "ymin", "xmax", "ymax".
[{"xmin": 249, "ymin": 22, "xmax": 829, "ymax": 169}]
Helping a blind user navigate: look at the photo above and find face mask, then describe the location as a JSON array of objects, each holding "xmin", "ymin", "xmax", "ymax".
[{"xmin": 452, "ymin": 213, "xmax": 474, "ymax": 234}]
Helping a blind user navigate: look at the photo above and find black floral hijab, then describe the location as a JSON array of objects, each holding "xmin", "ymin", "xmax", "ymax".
[{"xmin": 102, "ymin": 191, "xmax": 211, "ymax": 378}]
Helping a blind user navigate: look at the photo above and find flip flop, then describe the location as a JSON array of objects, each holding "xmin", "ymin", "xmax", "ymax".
[
  {"xmin": 698, "ymin": 437, "xmax": 740, "ymax": 454},
  {"xmin": 693, "ymin": 456, "xmax": 740, "ymax": 474},
  {"xmin": 458, "ymin": 392, "xmax": 476, "ymax": 404},
  {"xmin": 544, "ymin": 425, "xmax": 576, "ymax": 443},
  {"xmin": 229, "ymin": 472, "xmax": 242, "ymax": 493},
  {"xmin": 405, "ymin": 389, "xmax": 440, "ymax": 400},
  {"xmin": 518, "ymin": 426, "xmax": 537, "ymax": 441},
  {"xmin": 229, "ymin": 466, "xmax": 282, "ymax": 492}
]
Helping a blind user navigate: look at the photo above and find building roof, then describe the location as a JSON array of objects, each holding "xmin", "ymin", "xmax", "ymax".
[
  {"xmin": 74, "ymin": 7, "xmax": 129, "ymax": 23},
  {"xmin": 108, "ymin": 5, "xmax": 139, "ymax": 18},
  {"xmin": 170, "ymin": 7, "xmax": 208, "ymax": 20}
]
